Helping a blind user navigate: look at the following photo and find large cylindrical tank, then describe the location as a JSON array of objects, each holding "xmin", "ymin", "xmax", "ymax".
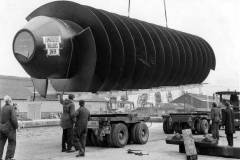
[{"xmin": 12, "ymin": 1, "xmax": 215, "ymax": 95}]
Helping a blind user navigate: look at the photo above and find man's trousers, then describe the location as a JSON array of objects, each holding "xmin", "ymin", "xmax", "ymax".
[
  {"xmin": 226, "ymin": 133, "xmax": 233, "ymax": 146},
  {"xmin": 74, "ymin": 127, "xmax": 87, "ymax": 155},
  {"xmin": 0, "ymin": 130, "xmax": 16, "ymax": 159},
  {"xmin": 212, "ymin": 122, "xmax": 220, "ymax": 140},
  {"xmin": 62, "ymin": 128, "xmax": 73, "ymax": 150}
]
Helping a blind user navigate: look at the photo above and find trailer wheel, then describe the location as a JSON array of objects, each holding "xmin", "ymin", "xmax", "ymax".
[
  {"xmin": 195, "ymin": 119, "xmax": 201, "ymax": 134},
  {"xmin": 173, "ymin": 122, "xmax": 182, "ymax": 134},
  {"xmin": 163, "ymin": 119, "xmax": 168, "ymax": 133},
  {"xmin": 130, "ymin": 123, "xmax": 138, "ymax": 143},
  {"xmin": 134, "ymin": 122, "xmax": 149, "ymax": 144},
  {"xmin": 111, "ymin": 123, "xmax": 129, "ymax": 147},
  {"xmin": 86, "ymin": 130, "xmax": 93, "ymax": 146},
  {"xmin": 182, "ymin": 123, "xmax": 190, "ymax": 130},
  {"xmin": 90, "ymin": 131, "xmax": 100, "ymax": 146},
  {"xmin": 99, "ymin": 136, "xmax": 108, "ymax": 147},
  {"xmin": 200, "ymin": 119, "xmax": 209, "ymax": 134},
  {"xmin": 106, "ymin": 134, "xmax": 113, "ymax": 147},
  {"xmin": 90, "ymin": 130, "xmax": 107, "ymax": 147},
  {"xmin": 208, "ymin": 123, "xmax": 212, "ymax": 133},
  {"xmin": 163, "ymin": 118, "xmax": 173, "ymax": 134}
]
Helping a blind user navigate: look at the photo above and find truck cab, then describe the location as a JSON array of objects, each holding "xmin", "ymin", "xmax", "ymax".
[{"xmin": 116, "ymin": 101, "xmax": 134, "ymax": 113}]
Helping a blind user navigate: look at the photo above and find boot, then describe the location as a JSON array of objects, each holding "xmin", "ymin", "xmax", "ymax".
[
  {"xmin": 66, "ymin": 149, "xmax": 75, "ymax": 153},
  {"xmin": 76, "ymin": 153, "xmax": 85, "ymax": 157}
]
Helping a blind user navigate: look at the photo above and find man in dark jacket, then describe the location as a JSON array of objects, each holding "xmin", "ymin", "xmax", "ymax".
[
  {"xmin": 59, "ymin": 94, "xmax": 76, "ymax": 152},
  {"xmin": 0, "ymin": 95, "xmax": 18, "ymax": 160},
  {"xmin": 74, "ymin": 100, "xmax": 90, "ymax": 157},
  {"xmin": 211, "ymin": 102, "xmax": 222, "ymax": 140},
  {"xmin": 222, "ymin": 102, "xmax": 235, "ymax": 146}
]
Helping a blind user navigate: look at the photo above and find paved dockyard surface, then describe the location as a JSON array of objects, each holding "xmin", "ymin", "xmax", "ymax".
[{"xmin": 6, "ymin": 123, "xmax": 239, "ymax": 160}]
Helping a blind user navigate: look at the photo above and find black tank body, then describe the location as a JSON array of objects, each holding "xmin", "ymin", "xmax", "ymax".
[{"xmin": 12, "ymin": 1, "xmax": 216, "ymax": 96}]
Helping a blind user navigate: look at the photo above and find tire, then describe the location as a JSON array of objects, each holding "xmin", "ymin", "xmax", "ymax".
[
  {"xmin": 86, "ymin": 129, "xmax": 93, "ymax": 146},
  {"xmin": 90, "ymin": 130, "xmax": 107, "ymax": 147},
  {"xmin": 208, "ymin": 123, "xmax": 212, "ymax": 133},
  {"xmin": 195, "ymin": 119, "xmax": 201, "ymax": 134},
  {"xmin": 163, "ymin": 118, "xmax": 173, "ymax": 134},
  {"xmin": 134, "ymin": 122, "xmax": 149, "ymax": 144},
  {"xmin": 111, "ymin": 123, "xmax": 129, "ymax": 147},
  {"xmin": 163, "ymin": 119, "xmax": 168, "ymax": 133},
  {"xmin": 173, "ymin": 122, "xmax": 182, "ymax": 134},
  {"xmin": 99, "ymin": 136, "xmax": 108, "ymax": 147},
  {"xmin": 90, "ymin": 131, "xmax": 99, "ymax": 146},
  {"xmin": 106, "ymin": 134, "xmax": 113, "ymax": 147},
  {"xmin": 130, "ymin": 123, "xmax": 138, "ymax": 143},
  {"xmin": 200, "ymin": 119, "xmax": 209, "ymax": 134},
  {"xmin": 182, "ymin": 123, "xmax": 190, "ymax": 130}
]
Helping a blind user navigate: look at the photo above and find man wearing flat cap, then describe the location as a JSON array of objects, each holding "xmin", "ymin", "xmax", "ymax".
[
  {"xmin": 74, "ymin": 100, "xmax": 90, "ymax": 157},
  {"xmin": 211, "ymin": 102, "xmax": 222, "ymax": 140},
  {"xmin": 59, "ymin": 93, "xmax": 76, "ymax": 152},
  {"xmin": 222, "ymin": 102, "xmax": 235, "ymax": 146}
]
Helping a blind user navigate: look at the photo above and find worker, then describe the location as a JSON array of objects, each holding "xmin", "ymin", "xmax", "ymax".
[
  {"xmin": 59, "ymin": 93, "xmax": 76, "ymax": 152},
  {"xmin": 210, "ymin": 102, "xmax": 222, "ymax": 140},
  {"xmin": 74, "ymin": 100, "xmax": 90, "ymax": 157},
  {"xmin": 0, "ymin": 95, "xmax": 18, "ymax": 160},
  {"xmin": 222, "ymin": 102, "xmax": 235, "ymax": 146}
]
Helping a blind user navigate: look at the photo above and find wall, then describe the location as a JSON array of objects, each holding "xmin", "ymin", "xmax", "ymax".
[{"xmin": 1, "ymin": 100, "xmax": 62, "ymax": 120}]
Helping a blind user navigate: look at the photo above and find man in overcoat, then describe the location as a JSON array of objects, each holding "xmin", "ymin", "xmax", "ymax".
[
  {"xmin": 0, "ymin": 95, "xmax": 18, "ymax": 160},
  {"xmin": 74, "ymin": 100, "xmax": 90, "ymax": 157},
  {"xmin": 211, "ymin": 102, "xmax": 222, "ymax": 140},
  {"xmin": 59, "ymin": 94, "xmax": 76, "ymax": 152},
  {"xmin": 222, "ymin": 102, "xmax": 235, "ymax": 146}
]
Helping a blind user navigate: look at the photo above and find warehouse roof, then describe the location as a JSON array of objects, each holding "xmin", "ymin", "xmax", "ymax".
[
  {"xmin": 188, "ymin": 93, "xmax": 215, "ymax": 102},
  {"xmin": 171, "ymin": 93, "xmax": 215, "ymax": 104}
]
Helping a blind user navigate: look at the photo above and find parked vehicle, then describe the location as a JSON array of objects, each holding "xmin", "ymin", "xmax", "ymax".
[
  {"xmin": 162, "ymin": 112, "xmax": 211, "ymax": 134},
  {"xmin": 84, "ymin": 99, "xmax": 149, "ymax": 147},
  {"xmin": 163, "ymin": 91, "xmax": 240, "ymax": 134}
]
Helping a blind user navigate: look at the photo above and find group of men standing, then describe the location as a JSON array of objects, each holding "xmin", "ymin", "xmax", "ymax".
[
  {"xmin": 211, "ymin": 102, "xmax": 235, "ymax": 146},
  {"xmin": 0, "ymin": 93, "xmax": 90, "ymax": 159},
  {"xmin": 59, "ymin": 94, "xmax": 90, "ymax": 157}
]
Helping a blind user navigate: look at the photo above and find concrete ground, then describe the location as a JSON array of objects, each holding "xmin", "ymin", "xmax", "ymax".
[{"xmin": 3, "ymin": 123, "xmax": 239, "ymax": 160}]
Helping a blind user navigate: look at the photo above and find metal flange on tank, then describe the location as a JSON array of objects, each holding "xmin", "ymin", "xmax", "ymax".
[{"xmin": 12, "ymin": 1, "xmax": 216, "ymax": 97}]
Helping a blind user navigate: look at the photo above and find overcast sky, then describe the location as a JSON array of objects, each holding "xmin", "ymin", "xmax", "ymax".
[{"xmin": 0, "ymin": 0, "xmax": 240, "ymax": 90}]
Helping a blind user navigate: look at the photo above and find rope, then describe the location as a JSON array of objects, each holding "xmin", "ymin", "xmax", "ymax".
[
  {"xmin": 163, "ymin": 0, "xmax": 168, "ymax": 28},
  {"xmin": 128, "ymin": 0, "xmax": 131, "ymax": 17}
]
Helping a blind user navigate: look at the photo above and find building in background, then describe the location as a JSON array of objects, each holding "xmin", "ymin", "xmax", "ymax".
[
  {"xmin": 171, "ymin": 93, "xmax": 216, "ymax": 112},
  {"xmin": 0, "ymin": 75, "xmax": 61, "ymax": 120}
]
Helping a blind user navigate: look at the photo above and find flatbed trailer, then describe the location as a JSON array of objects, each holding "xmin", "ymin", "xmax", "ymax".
[
  {"xmin": 162, "ymin": 112, "xmax": 211, "ymax": 134},
  {"xmin": 87, "ymin": 113, "xmax": 150, "ymax": 147},
  {"xmin": 79, "ymin": 99, "xmax": 150, "ymax": 148}
]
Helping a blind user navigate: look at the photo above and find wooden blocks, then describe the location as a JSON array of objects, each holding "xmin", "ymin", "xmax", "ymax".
[
  {"xmin": 182, "ymin": 129, "xmax": 198, "ymax": 160},
  {"xmin": 166, "ymin": 135, "xmax": 240, "ymax": 159}
]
